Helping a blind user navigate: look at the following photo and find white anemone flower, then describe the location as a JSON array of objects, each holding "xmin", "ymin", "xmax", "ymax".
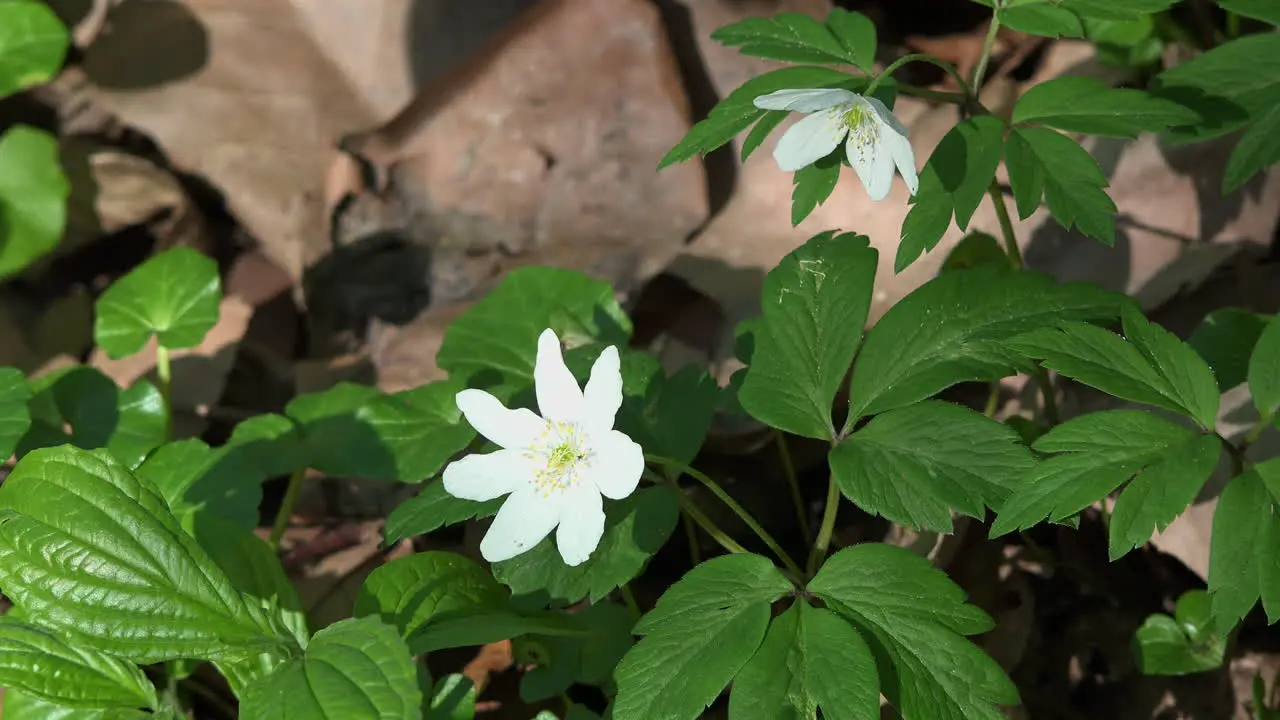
[
  {"xmin": 443, "ymin": 329, "xmax": 644, "ymax": 566},
  {"xmin": 753, "ymin": 88, "xmax": 919, "ymax": 202}
]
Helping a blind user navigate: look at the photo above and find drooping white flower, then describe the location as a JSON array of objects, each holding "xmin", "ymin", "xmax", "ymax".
[
  {"xmin": 443, "ymin": 329, "xmax": 644, "ymax": 566},
  {"xmin": 753, "ymin": 88, "xmax": 919, "ymax": 202}
]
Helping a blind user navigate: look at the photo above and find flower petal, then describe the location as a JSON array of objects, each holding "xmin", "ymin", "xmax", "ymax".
[
  {"xmin": 584, "ymin": 429, "xmax": 644, "ymax": 500},
  {"xmin": 581, "ymin": 345, "xmax": 622, "ymax": 431},
  {"xmin": 753, "ymin": 88, "xmax": 857, "ymax": 113},
  {"xmin": 846, "ymin": 122, "xmax": 895, "ymax": 201},
  {"xmin": 555, "ymin": 484, "xmax": 605, "ymax": 566},
  {"xmin": 886, "ymin": 126, "xmax": 919, "ymax": 196},
  {"xmin": 772, "ymin": 107, "xmax": 846, "ymax": 172},
  {"xmin": 535, "ymin": 329, "xmax": 585, "ymax": 422},
  {"xmin": 456, "ymin": 389, "xmax": 546, "ymax": 449},
  {"xmin": 865, "ymin": 95, "xmax": 909, "ymax": 137},
  {"xmin": 443, "ymin": 448, "xmax": 536, "ymax": 501},
  {"xmin": 480, "ymin": 488, "xmax": 562, "ymax": 563}
]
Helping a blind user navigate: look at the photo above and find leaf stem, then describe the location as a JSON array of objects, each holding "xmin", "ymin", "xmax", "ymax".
[
  {"xmin": 155, "ymin": 344, "xmax": 173, "ymax": 441},
  {"xmin": 681, "ymin": 510, "xmax": 702, "ymax": 565},
  {"xmin": 971, "ymin": 10, "xmax": 1002, "ymax": 93},
  {"xmin": 988, "ymin": 182, "xmax": 1022, "ymax": 271},
  {"xmin": 269, "ymin": 467, "xmax": 306, "ymax": 549},
  {"xmin": 897, "ymin": 84, "xmax": 970, "ymax": 105},
  {"xmin": 672, "ymin": 487, "xmax": 750, "ymax": 556},
  {"xmin": 775, "ymin": 432, "xmax": 811, "ymax": 539},
  {"xmin": 1033, "ymin": 370, "xmax": 1061, "ymax": 426},
  {"xmin": 807, "ymin": 477, "xmax": 841, "ymax": 577},
  {"xmin": 646, "ymin": 454, "xmax": 804, "ymax": 579},
  {"xmin": 867, "ymin": 53, "xmax": 974, "ymax": 100},
  {"xmin": 619, "ymin": 584, "xmax": 642, "ymax": 621}
]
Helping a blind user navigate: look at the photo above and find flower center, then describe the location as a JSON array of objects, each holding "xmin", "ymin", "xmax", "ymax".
[
  {"xmin": 841, "ymin": 104, "xmax": 879, "ymax": 161},
  {"xmin": 527, "ymin": 420, "xmax": 593, "ymax": 496}
]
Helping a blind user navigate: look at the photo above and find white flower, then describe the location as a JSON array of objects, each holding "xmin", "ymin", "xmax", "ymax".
[
  {"xmin": 753, "ymin": 88, "xmax": 919, "ymax": 202},
  {"xmin": 443, "ymin": 329, "xmax": 644, "ymax": 566}
]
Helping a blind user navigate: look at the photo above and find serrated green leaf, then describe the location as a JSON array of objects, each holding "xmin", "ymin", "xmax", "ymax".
[
  {"xmin": 711, "ymin": 12, "xmax": 857, "ymax": 66},
  {"xmin": 136, "ymin": 438, "xmax": 265, "ymax": 530},
  {"xmin": 613, "ymin": 554, "xmax": 793, "ymax": 720},
  {"xmin": 354, "ymin": 551, "xmax": 507, "ymax": 642},
  {"xmin": 1013, "ymin": 76, "xmax": 1199, "ymax": 136},
  {"xmin": 1218, "ymin": 0, "xmax": 1280, "ymax": 25},
  {"xmin": 846, "ymin": 267, "xmax": 1123, "ymax": 421},
  {"xmin": 998, "ymin": 3, "xmax": 1085, "ymax": 38},
  {"xmin": 383, "ymin": 481, "xmax": 502, "ymax": 545},
  {"xmin": 1009, "ymin": 304, "xmax": 1220, "ymax": 428},
  {"xmin": 830, "ymin": 400, "xmax": 1035, "ymax": 532},
  {"xmin": 741, "ymin": 109, "xmax": 788, "ymax": 161},
  {"xmin": 728, "ymin": 602, "xmax": 879, "ymax": 720},
  {"xmin": 0, "ymin": 446, "xmax": 297, "ymax": 664},
  {"xmin": 93, "ymin": 247, "xmax": 222, "ymax": 357},
  {"xmin": 1151, "ymin": 33, "xmax": 1280, "ymax": 141},
  {"xmin": 1064, "ymin": 0, "xmax": 1178, "ymax": 19},
  {"xmin": 1134, "ymin": 589, "xmax": 1226, "ymax": 675},
  {"xmin": 824, "ymin": 8, "xmax": 877, "ymax": 71},
  {"xmin": 1249, "ymin": 315, "xmax": 1280, "ymax": 418},
  {"xmin": 1, "ymin": 690, "xmax": 149, "ymax": 720},
  {"xmin": 0, "ymin": 0, "xmax": 68, "ymax": 96},
  {"xmin": 1209, "ymin": 459, "xmax": 1280, "ymax": 630},
  {"xmin": 492, "ymin": 487, "xmax": 679, "ymax": 606},
  {"xmin": 740, "ymin": 231, "xmax": 877, "ymax": 439},
  {"xmin": 660, "ymin": 66, "xmax": 863, "ymax": 168},
  {"xmin": 1224, "ymin": 104, "xmax": 1280, "ymax": 193},
  {"xmin": 0, "ymin": 125, "xmax": 69, "ymax": 278},
  {"xmin": 0, "ymin": 617, "xmax": 157, "ymax": 709},
  {"xmin": 436, "ymin": 267, "xmax": 630, "ymax": 391},
  {"xmin": 990, "ymin": 411, "xmax": 1217, "ymax": 547},
  {"xmin": 225, "ymin": 412, "xmax": 305, "ymax": 479},
  {"xmin": 896, "ymin": 171, "xmax": 953, "ymax": 272},
  {"xmin": 240, "ymin": 616, "xmax": 422, "ymax": 720},
  {"xmin": 809, "ymin": 544, "xmax": 1016, "ymax": 720},
  {"xmin": 427, "ymin": 674, "xmax": 476, "ymax": 720},
  {"xmin": 18, "ymin": 365, "xmax": 165, "ymax": 469},
  {"xmin": 789, "ymin": 152, "xmax": 841, "ymax": 225},
  {"xmin": 1006, "ymin": 126, "xmax": 1116, "ymax": 244},
  {"xmin": 0, "ymin": 366, "xmax": 31, "ymax": 457},
  {"xmin": 1188, "ymin": 308, "xmax": 1271, "ymax": 391}
]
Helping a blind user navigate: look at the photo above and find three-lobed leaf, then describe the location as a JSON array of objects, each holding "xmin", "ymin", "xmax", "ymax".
[
  {"xmin": 0, "ymin": 125, "xmax": 70, "ymax": 278},
  {"xmin": 93, "ymin": 246, "xmax": 222, "ymax": 357},
  {"xmin": 739, "ymin": 231, "xmax": 878, "ymax": 439},
  {"xmin": 1005, "ymin": 125, "xmax": 1116, "ymax": 245},
  {"xmin": 1151, "ymin": 32, "xmax": 1280, "ymax": 141},
  {"xmin": 1208, "ymin": 459, "xmax": 1280, "ymax": 630},
  {"xmin": 711, "ymin": 9, "xmax": 876, "ymax": 70},
  {"xmin": 1013, "ymin": 76, "xmax": 1199, "ymax": 137},
  {"xmin": 0, "ymin": 617, "xmax": 157, "ymax": 710}
]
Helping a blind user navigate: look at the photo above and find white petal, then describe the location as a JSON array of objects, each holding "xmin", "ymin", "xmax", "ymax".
[
  {"xmin": 480, "ymin": 488, "xmax": 562, "ymax": 563},
  {"xmin": 753, "ymin": 88, "xmax": 857, "ymax": 113},
  {"xmin": 584, "ymin": 429, "xmax": 644, "ymax": 500},
  {"xmin": 887, "ymin": 127, "xmax": 919, "ymax": 196},
  {"xmin": 456, "ymin": 389, "xmax": 546, "ymax": 449},
  {"xmin": 846, "ymin": 125, "xmax": 895, "ymax": 202},
  {"xmin": 864, "ymin": 95, "xmax": 910, "ymax": 137},
  {"xmin": 772, "ymin": 108, "xmax": 846, "ymax": 172},
  {"xmin": 534, "ymin": 329, "xmax": 585, "ymax": 423},
  {"xmin": 581, "ymin": 346, "xmax": 622, "ymax": 431},
  {"xmin": 555, "ymin": 484, "xmax": 605, "ymax": 566},
  {"xmin": 443, "ymin": 448, "xmax": 535, "ymax": 501}
]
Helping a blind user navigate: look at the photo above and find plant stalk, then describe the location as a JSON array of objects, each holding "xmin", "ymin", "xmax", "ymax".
[
  {"xmin": 155, "ymin": 344, "xmax": 173, "ymax": 441},
  {"xmin": 971, "ymin": 10, "xmax": 1002, "ymax": 93},
  {"xmin": 868, "ymin": 53, "xmax": 975, "ymax": 100},
  {"xmin": 988, "ymin": 182, "xmax": 1022, "ymax": 270},
  {"xmin": 807, "ymin": 478, "xmax": 842, "ymax": 577},
  {"xmin": 775, "ymin": 432, "xmax": 811, "ymax": 539},
  {"xmin": 269, "ymin": 467, "xmax": 307, "ymax": 549}
]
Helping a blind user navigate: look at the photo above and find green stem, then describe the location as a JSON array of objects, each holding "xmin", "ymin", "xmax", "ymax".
[
  {"xmin": 988, "ymin": 182, "xmax": 1022, "ymax": 270},
  {"xmin": 897, "ymin": 84, "xmax": 969, "ymax": 104},
  {"xmin": 155, "ymin": 344, "xmax": 173, "ymax": 441},
  {"xmin": 983, "ymin": 382, "xmax": 1001, "ymax": 418},
  {"xmin": 647, "ymin": 455, "xmax": 804, "ymax": 579},
  {"xmin": 1226, "ymin": 11, "xmax": 1241, "ymax": 39},
  {"xmin": 971, "ymin": 10, "xmax": 1003, "ymax": 93},
  {"xmin": 269, "ymin": 467, "xmax": 306, "ymax": 549},
  {"xmin": 619, "ymin": 584, "xmax": 642, "ymax": 621},
  {"xmin": 681, "ymin": 510, "xmax": 702, "ymax": 565},
  {"xmin": 1033, "ymin": 370, "xmax": 1060, "ymax": 426},
  {"xmin": 807, "ymin": 478, "xmax": 842, "ymax": 577},
  {"xmin": 867, "ymin": 53, "xmax": 974, "ymax": 100},
  {"xmin": 673, "ymin": 488, "xmax": 750, "ymax": 557},
  {"xmin": 775, "ymin": 432, "xmax": 811, "ymax": 539}
]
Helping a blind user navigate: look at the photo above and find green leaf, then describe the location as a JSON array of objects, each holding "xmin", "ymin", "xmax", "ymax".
[
  {"xmin": 942, "ymin": 231, "xmax": 1011, "ymax": 273},
  {"xmin": 1005, "ymin": 126, "xmax": 1116, "ymax": 244},
  {"xmin": 740, "ymin": 231, "xmax": 877, "ymax": 439},
  {"xmin": 1249, "ymin": 315, "xmax": 1280, "ymax": 418},
  {"xmin": 824, "ymin": 8, "xmax": 877, "ymax": 71},
  {"xmin": 638, "ymin": 366, "xmax": 720, "ymax": 469},
  {"xmin": 710, "ymin": 10, "xmax": 867, "ymax": 68},
  {"xmin": 896, "ymin": 171, "xmax": 953, "ymax": 273},
  {"xmin": 790, "ymin": 153, "xmax": 841, "ymax": 226},
  {"xmin": 519, "ymin": 634, "xmax": 581, "ymax": 702},
  {"xmin": 1188, "ymin": 308, "xmax": 1271, "ymax": 391},
  {"xmin": 426, "ymin": 674, "xmax": 476, "ymax": 720},
  {"xmin": 240, "ymin": 616, "xmax": 422, "ymax": 720},
  {"xmin": 1218, "ymin": 0, "xmax": 1280, "ymax": 25},
  {"xmin": 1063, "ymin": 0, "xmax": 1178, "ymax": 19},
  {"xmin": 136, "ymin": 439, "xmax": 264, "ymax": 530},
  {"xmin": 436, "ymin": 267, "xmax": 630, "ymax": 391},
  {"xmin": 0, "ymin": 617, "xmax": 157, "ymax": 709},
  {"xmin": 408, "ymin": 609, "xmax": 587, "ymax": 655},
  {"xmin": 1013, "ymin": 76, "xmax": 1199, "ymax": 137},
  {"xmin": 613, "ymin": 554, "xmax": 793, "ymax": 720},
  {"xmin": 1008, "ymin": 304, "xmax": 1220, "ymax": 429},
  {"xmin": 1134, "ymin": 589, "xmax": 1226, "ymax": 675},
  {"xmin": 354, "ymin": 551, "xmax": 508, "ymax": 642},
  {"xmin": 741, "ymin": 110, "xmax": 788, "ymax": 161},
  {"xmin": 93, "ymin": 247, "xmax": 222, "ymax": 357},
  {"xmin": 492, "ymin": 486, "xmax": 680, "ymax": 606},
  {"xmin": 18, "ymin": 365, "xmax": 165, "ymax": 469},
  {"xmin": 1151, "ymin": 33, "xmax": 1280, "ymax": 141},
  {"xmin": 830, "ymin": 400, "xmax": 1035, "ymax": 532},
  {"xmin": 809, "ymin": 544, "xmax": 1016, "ymax": 720},
  {"xmin": 0, "ymin": 446, "xmax": 298, "ymax": 664},
  {"xmin": 845, "ymin": 267, "xmax": 1123, "ymax": 420},
  {"xmin": 383, "ymin": 481, "xmax": 502, "ymax": 545},
  {"xmin": 728, "ymin": 602, "xmax": 879, "ymax": 720},
  {"xmin": 1209, "ymin": 459, "xmax": 1280, "ymax": 630},
  {"xmin": 0, "ymin": 0, "xmax": 68, "ymax": 96},
  {"xmin": 1223, "ymin": 104, "xmax": 1280, "ymax": 193},
  {"xmin": 998, "ymin": 3, "xmax": 1085, "ymax": 38},
  {"xmin": 225, "ymin": 412, "xmax": 305, "ymax": 479},
  {"xmin": 285, "ymin": 380, "xmax": 475, "ymax": 483},
  {"xmin": 990, "ymin": 411, "xmax": 1219, "ymax": 552},
  {"xmin": 660, "ymin": 66, "xmax": 863, "ymax": 168},
  {"xmin": 1, "ymin": 690, "xmax": 150, "ymax": 720},
  {"xmin": 0, "ymin": 125, "xmax": 69, "ymax": 278},
  {"xmin": 0, "ymin": 366, "xmax": 31, "ymax": 458}
]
